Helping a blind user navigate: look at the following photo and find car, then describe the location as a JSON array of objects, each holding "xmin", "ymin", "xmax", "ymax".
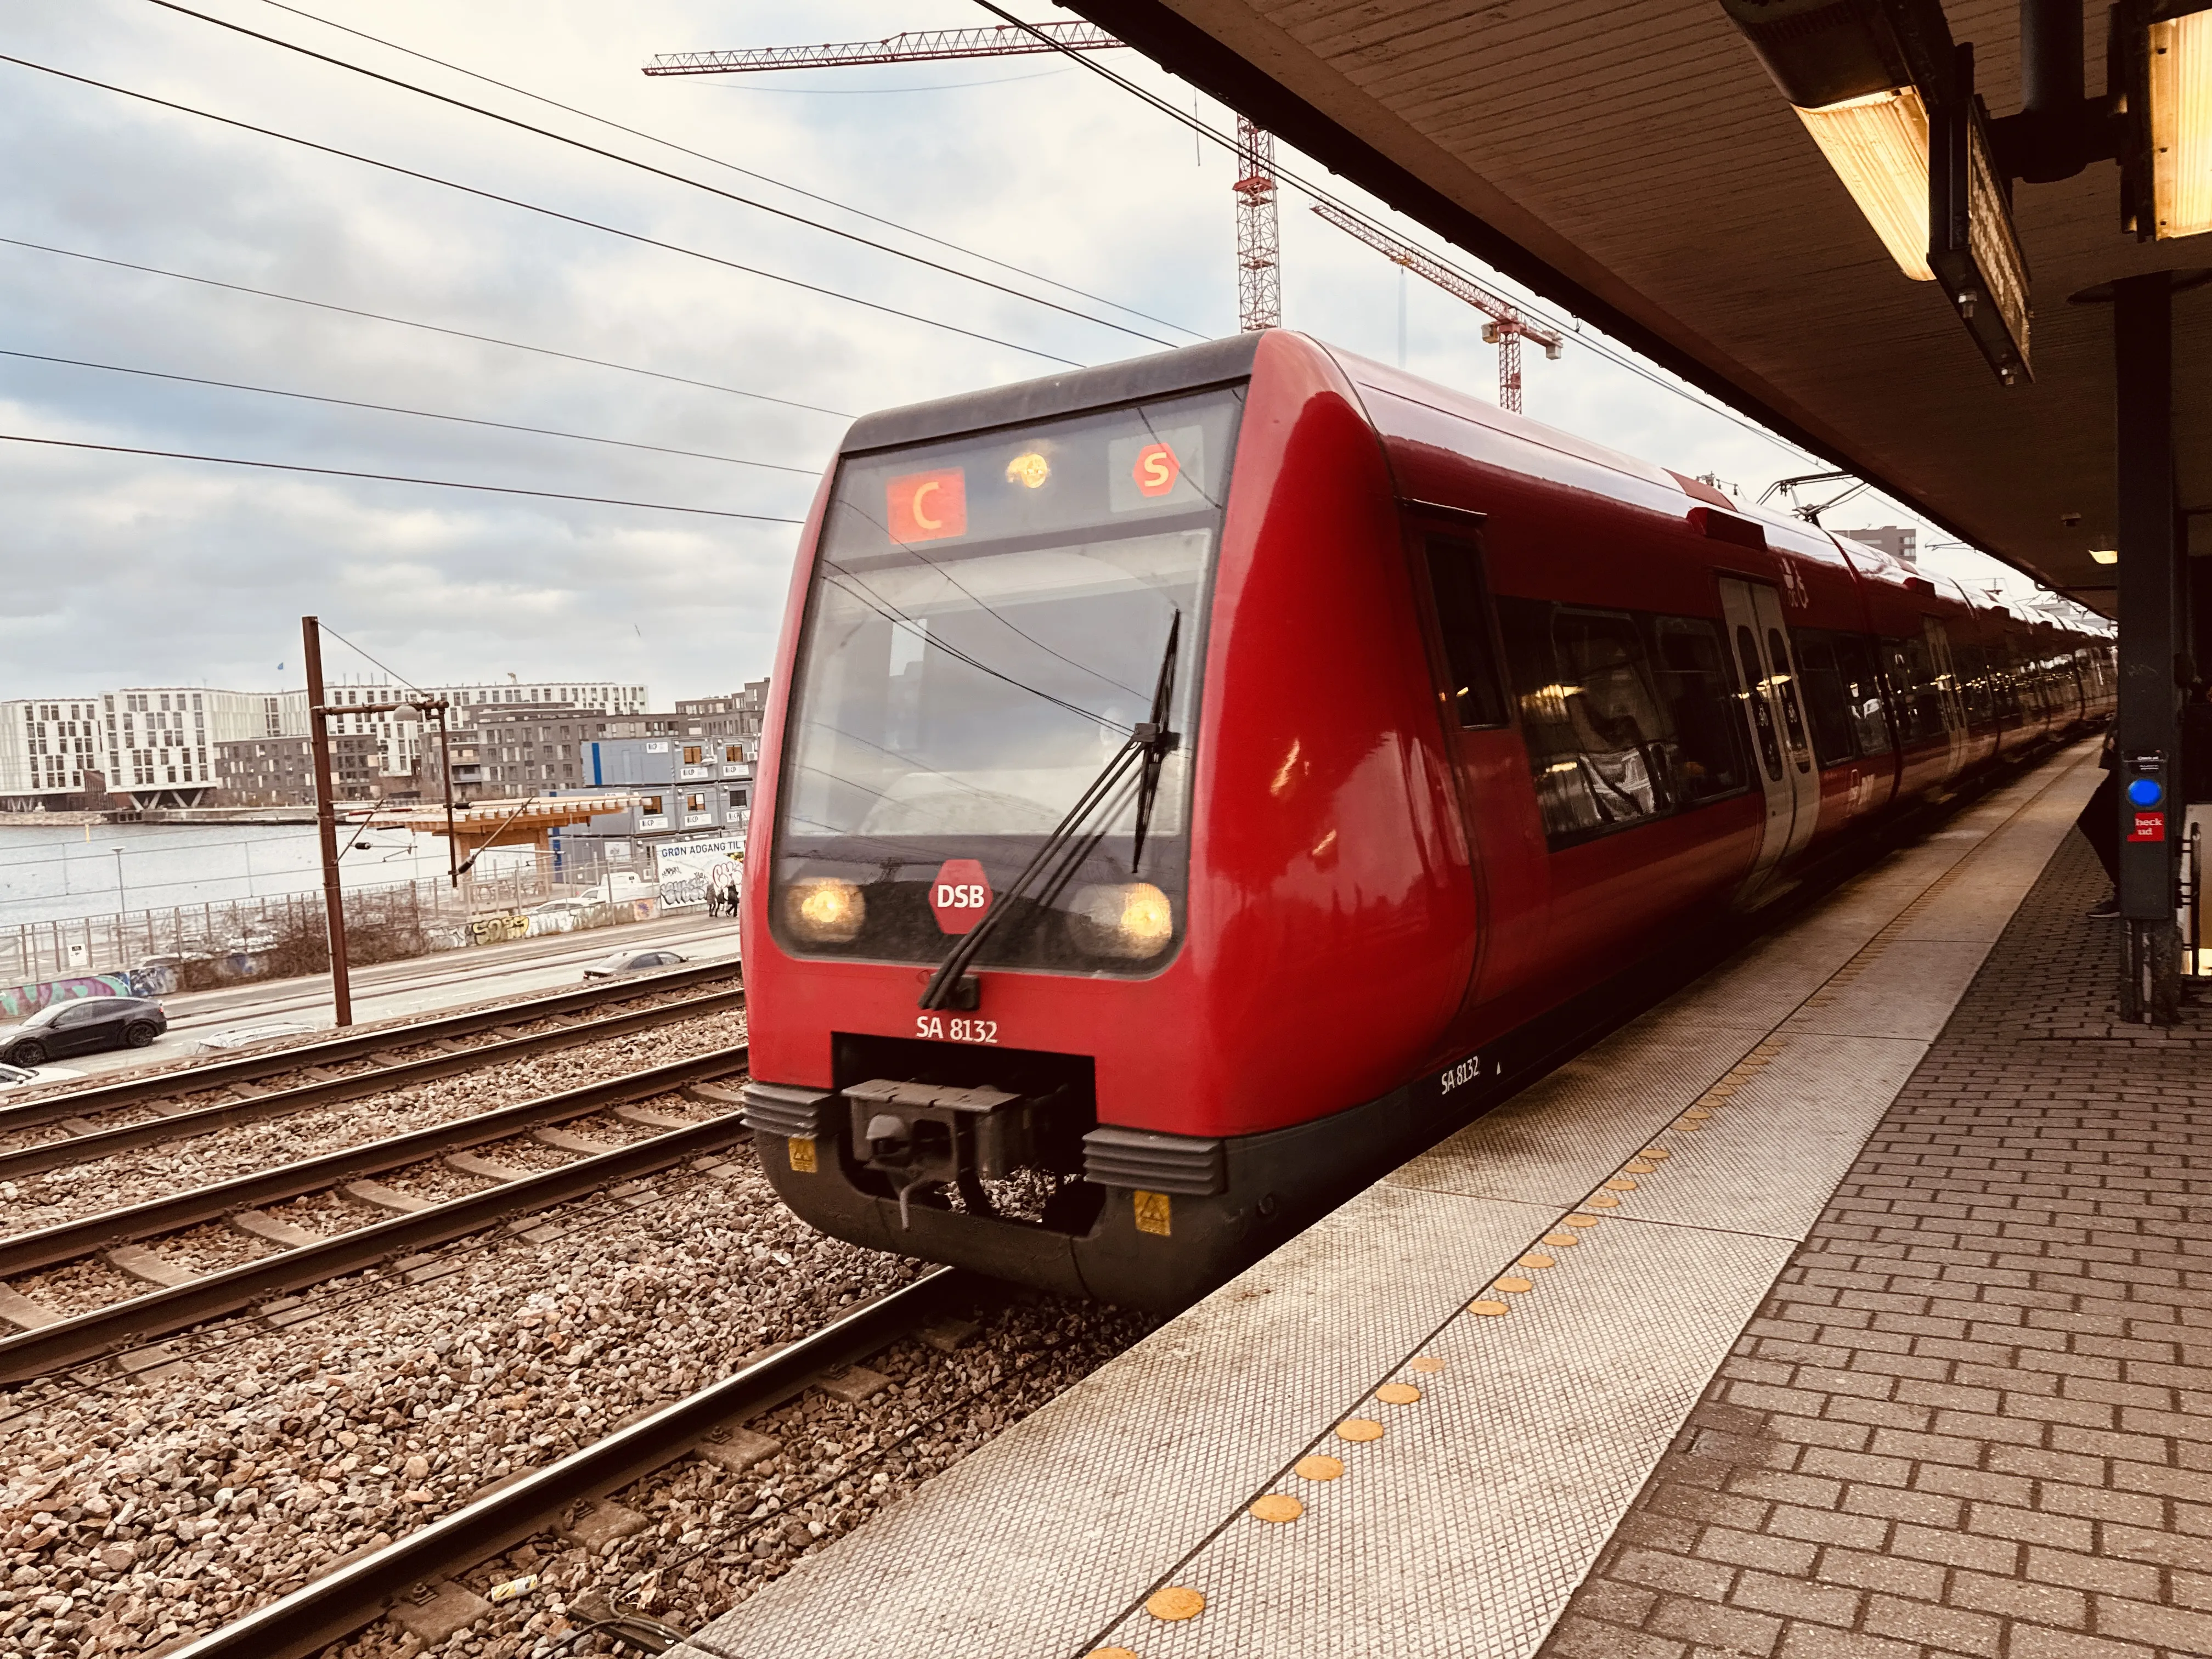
[
  {"xmin": 0, "ymin": 1059, "xmax": 85, "ymax": 1091},
  {"xmin": 2, "ymin": 996, "xmax": 169, "ymax": 1066},
  {"xmin": 582, "ymin": 949, "xmax": 687, "ymax": 980}
]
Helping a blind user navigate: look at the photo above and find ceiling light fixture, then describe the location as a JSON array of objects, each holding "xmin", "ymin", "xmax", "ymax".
[
  {"xmin": 2090, "ymin": 548, "xmax": 2120, "ymax": 563},
  {"xmin": 2146, "ymin": 4, "xmax": 2212, "ymax": 238}
]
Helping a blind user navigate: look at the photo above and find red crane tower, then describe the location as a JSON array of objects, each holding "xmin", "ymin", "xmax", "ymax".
[
  {"xmin": 644, "ymin": 24, "xmax": 1282, "ymax": 332},
  {"xmin": 1311, "ymin": 203, "xmax": 1562, "ymax": 413}
]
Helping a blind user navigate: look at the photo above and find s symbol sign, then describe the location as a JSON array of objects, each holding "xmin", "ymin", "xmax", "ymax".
[
  {"xmin": 929, "ymin": 859, "xmax": 992, "ymax": 934},
  {"xmin": 1131, "ymin": 442, "xmax": 1181, "ymax": 498}
]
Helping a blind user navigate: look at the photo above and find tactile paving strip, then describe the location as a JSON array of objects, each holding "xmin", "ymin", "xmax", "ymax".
[{"xmin": 673, "ymin": 752, "xmax": 2095, "ymax": 1659}]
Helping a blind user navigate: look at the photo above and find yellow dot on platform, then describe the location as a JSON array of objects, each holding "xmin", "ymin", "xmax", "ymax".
[
  {"xmin": 1468, "ymin": 1299, "xmax": 1511, "ymax": 1316},
  {"xmin": 1250, "ymin": 1493, "xmax": 1304, "ymax": 1523},
  {"xmin": 1584, "ymin": 1193, "xmax": 1620, "ymax": 1208},
  {"xmin": 1090, "ymin": 1650, "xmax": 1140, "ymax": 1659},
  {"xmin": 1520, "ymin": 1252, "xmax": 1555, "ymax": 1269},
  {"xmin": 1336, "ymin": 1417, "xmax": 1385, "ymax": 1442},
  {"xmin": 1564, "ymin": 1213, "xmax": 1603, "ymax": 1227},
  {"xmin": 1544, "ymin": 1232, "xmax": 1581, "ymax": 1248},
  {"xmin": 1493, "ymin": 1276, "xmax": 1534, "ymax": 1294},
  {"xmin": 1642, "ymin": 1147, "xmax": 1671, "ymax": 1160},
  {"xmin": 1604, "ymin": 1176, "xmax": 1638, "ymax": 1192},
  {"xmin": 1376, "ymin": 1383, "xmax": 1422, "ymax": 1404},
  {"xmin": 1624, "ymin": 1160, "xmax": 1655, "ymax": 1175},
  {"xmin": 1296, "ymin": 1453, "xmax": 1345, "ymax": 1481},
  {"xmin": 1410, "ymin": 1355, "xmax": 1444, "ymax": 1373},
  {"xmin": 1673, "ymin": 1119, "xmax": 1705, "ymax": 1131},
  {"xmin": 1683, "ymin": 1107, "xmax": 1714, "ymax": 1120},
  {"xmin": 1146, "ymin": 1587, "xmax": 1205, "ymax": 1622}
]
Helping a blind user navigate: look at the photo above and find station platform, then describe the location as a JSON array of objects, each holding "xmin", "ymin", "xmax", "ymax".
[{"xmin": 675, "ymin": 744, "xmax": 2210, "ymax": 1659}]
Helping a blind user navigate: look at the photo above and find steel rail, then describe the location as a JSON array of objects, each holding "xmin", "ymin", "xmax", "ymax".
[
  {"xmin": 0, "ymin": 1046, "xmax": 748, "ymax": 1278},
  {"xmin": 0, "ymin": 985, "xmax": 743, "ymax": 1177},
  {"xmin": 0, "ymin": 1066, "xmax": 752, "ymax": 1384},
  {"xmin": 0, "ymin": 957, "xmax": 741, "ymax": 1131},
  {"xmin": 162, "ymin": 1267, "xmax": 961, "ymax": 1659}
]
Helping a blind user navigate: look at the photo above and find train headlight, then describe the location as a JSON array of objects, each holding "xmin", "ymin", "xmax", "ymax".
[
  {"xmin": 1070, "ymin": 882, "xmax": 1175, "ymax": 960},
  {"xmin": 785, "ymin": 878, "xmax": 866, "ymax": 943}
]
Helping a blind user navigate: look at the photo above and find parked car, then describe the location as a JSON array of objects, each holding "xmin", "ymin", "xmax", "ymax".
[
  {"xmin": 0, "ymin": 1059, "xmax": 85, "ymax": 1091},
  {"xmin": 2, "ymin": 996, "xmax": 168, "ymax": 1065},
  {"xmin": 582, "ymin": 950, "xmax": 687, "ymax": 981}
]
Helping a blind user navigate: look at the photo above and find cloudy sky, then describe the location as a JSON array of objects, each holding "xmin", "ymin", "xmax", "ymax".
[{"xmin": 0, "ymin": 0, "xmax": 2054, "ymax": 707}]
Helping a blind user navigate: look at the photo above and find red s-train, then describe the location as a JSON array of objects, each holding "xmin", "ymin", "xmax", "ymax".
[{"xmin": 736, "ymin": 331, "xmax": 2111, "ymax": 1307}]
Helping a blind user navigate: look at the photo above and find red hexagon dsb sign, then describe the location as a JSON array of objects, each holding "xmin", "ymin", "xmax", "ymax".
[{"xmin": 930, "ymin": 859, "xmax": 991, "ymax": 934}]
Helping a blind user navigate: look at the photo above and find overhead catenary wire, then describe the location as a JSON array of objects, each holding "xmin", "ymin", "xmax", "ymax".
[
  {"xmin": 962, "ymin": 0, "xmax": 1831, "ymax": 464},
  {"xmin": 248, "ymin": 0, "xmax": 1203, "ymax": 342},
  {"xmin": 0, "ymin": 235, "xmax": 852, "ymax": 419},
  {"xmin": 0, "ymin": 51, "xmax": 1088, "ymax": 369},
  {"xmin": 0, "ymin": 432, "xmax": 806, "ymax": 522},
  {"xmin": 136, "ymin": 0, "xmax": 1181, "ymax": 352},
  {"xmin": 0, "ymin": 349, "xmax": 824, "ymax": 475}
]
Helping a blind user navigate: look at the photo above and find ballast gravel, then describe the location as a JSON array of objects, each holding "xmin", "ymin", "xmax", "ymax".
[{"xmin": 0, "ymin": 1139, "xmax": 1155, "ymax": 1658}]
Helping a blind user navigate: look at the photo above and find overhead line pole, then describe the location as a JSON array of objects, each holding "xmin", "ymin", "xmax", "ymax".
[{"xmin": 301, "ymin": 616, "xmax": 353, "ymax": 1028}]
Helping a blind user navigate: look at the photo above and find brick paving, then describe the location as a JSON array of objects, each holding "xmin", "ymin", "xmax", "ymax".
[{"xmin": 1539, "ymin": 829, "xmax": 2212, "ymax": 1659}]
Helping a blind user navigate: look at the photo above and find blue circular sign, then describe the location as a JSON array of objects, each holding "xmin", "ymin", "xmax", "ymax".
[{"xmin": 2127, "ymin": 777, "xmax": 2164, "ymax": 808}]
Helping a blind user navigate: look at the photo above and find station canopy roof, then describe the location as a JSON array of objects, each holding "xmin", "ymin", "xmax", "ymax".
[{"xmin": 1076, "ymin": 0, "xmax": 2212, "ymax": 611}]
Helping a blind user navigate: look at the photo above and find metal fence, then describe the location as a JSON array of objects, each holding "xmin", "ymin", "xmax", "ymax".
[{"xmin": 0, "ymin": 851, "xmax": 629, "ymax": 990}]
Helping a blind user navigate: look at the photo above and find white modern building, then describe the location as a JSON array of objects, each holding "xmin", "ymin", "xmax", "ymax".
[{"xmin": 1, "ymin": 676, "xmax": 646, "ymax": 810}]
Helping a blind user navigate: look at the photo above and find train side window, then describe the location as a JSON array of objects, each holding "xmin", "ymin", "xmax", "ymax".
[
  {"xmin": 1421, "ymin": 534, "xmax": 1509, "ymax": 728},
  {"xmin": 1953, "ymin": 642, "xmax": 1996, "ymax": 724},
  {"xmin": 1829, "ymin": 633, "xmax": 1893, "ymax": 755},
  {"xmin": 1789, "ymin": 629, "xmax": 1860, "ymax": 766},
  {"xmin": 1503, "ymin": 603, "xmax": 1679, "ymax": 840},
  {"xmin": 1646, "ymin": 616, "xmax": 1748, "ymax": 802},
  {"xmin": 1881, "ymin": 636, "xmax": 1944, "ymax": 744}
]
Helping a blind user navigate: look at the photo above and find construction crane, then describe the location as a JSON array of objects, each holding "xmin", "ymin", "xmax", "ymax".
[
  {"xmin": 1311, "ymin": 203, "xmax": 1561, "ymax": 413},
  {"xmin": 644, "ymin": 24, "xmax": 1283, "ymax": 333}
]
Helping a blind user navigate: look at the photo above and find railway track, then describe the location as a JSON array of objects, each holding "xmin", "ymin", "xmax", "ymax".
[
  {"xmin": 0, "ymin": 981, "xmax": 746, "ymax": 1183},
  {"xmin": 161, "ymin": 1268, "xmax": 966, "ymax": 1659},
  {"xmin": 0, "ymin": 957, "xmax": 743, "ymax": 1137},
  {"xmin": 0, "ymin": 1046, "xmax": 752, "ymax": 1383}
]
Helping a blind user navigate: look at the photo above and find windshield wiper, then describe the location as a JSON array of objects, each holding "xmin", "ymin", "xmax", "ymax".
[{"xmin": 918, "ymin": 611, "xmax": 1182, "ymax": 1012}]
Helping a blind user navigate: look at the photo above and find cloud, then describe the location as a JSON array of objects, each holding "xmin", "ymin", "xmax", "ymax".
[{"xmin": 0, "ymin": 0, "xmax": 2047, "ymax": 707}]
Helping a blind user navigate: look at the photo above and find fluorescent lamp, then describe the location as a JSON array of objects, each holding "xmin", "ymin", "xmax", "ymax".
[
  {"xmin": 2149, "ymin": 8, "xmax": 2212, "ymax": 239},
  {"xmin": 2090, "ymin": 548, "xmax": 2120, "ymax": 564},
  {"xmin": 1794, "ymin": 87, "xmax": 1936, "ymax": 279}
]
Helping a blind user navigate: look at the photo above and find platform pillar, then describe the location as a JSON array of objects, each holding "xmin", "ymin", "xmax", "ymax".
[{"xmin": 2113, "ymin": 272, "xmax": 2183, "ymax": 1024}]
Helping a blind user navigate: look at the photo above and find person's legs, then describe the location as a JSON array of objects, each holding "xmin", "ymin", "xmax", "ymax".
[{"xmin": 2079, "ymin": 768, "xmax": 2121, "ymax": 916}]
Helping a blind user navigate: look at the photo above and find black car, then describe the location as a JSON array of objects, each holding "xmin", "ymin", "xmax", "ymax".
[
  {"xmin": 582, "ymin": 950, "xmax": 687, "ymax": 981},
  {"xmin": 2, "ymin": 996, "xmax": 168, "ymax": 1065}
]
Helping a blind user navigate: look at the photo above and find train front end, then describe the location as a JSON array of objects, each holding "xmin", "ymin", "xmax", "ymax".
[{"xmin": 739, "ymin": 334, "xmax": 1477, "ymax": 1307}]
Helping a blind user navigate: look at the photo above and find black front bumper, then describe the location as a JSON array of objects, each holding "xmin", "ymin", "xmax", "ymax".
[{"xmin": 743, "ymin": 1073, "xmax": 1453, "ymax": 1311}]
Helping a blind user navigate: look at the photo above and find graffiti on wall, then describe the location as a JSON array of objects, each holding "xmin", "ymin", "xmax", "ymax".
[
  {"xmin": 469, "ymin": 913, "xmax": 531, "ymax": 946},
  {"xmin": 0, "ymin": 973, "xmax": 144, "ymax": 1022}
]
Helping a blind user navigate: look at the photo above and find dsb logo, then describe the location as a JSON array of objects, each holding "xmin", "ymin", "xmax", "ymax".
[{"xmin": 929, "ymin": 859, "xmax": 992, "ymax": 935}]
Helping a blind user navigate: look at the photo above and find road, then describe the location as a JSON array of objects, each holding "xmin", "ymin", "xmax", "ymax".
[{"xmin": 7, "ymin": 912, "xmax": 742, "ymax": 1083}]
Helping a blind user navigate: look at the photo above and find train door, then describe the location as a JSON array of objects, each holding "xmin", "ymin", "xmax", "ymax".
[
  {"xmin": 1718, "ymin": 577, "xmax": 1820, "ymax": 900},
  {"xmin": 1922, "ymin": 618, "xmax": 1971, "ymax": 777},
  {"xmin": 1404, "ymin": 512, "xmax": 1551, "ymax": 1028}
]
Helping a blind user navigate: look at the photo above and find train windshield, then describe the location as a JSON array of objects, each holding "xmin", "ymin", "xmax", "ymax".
[{"xmin": 774, "ymin": 383, "xmax": 1244, "ymax": 974}]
